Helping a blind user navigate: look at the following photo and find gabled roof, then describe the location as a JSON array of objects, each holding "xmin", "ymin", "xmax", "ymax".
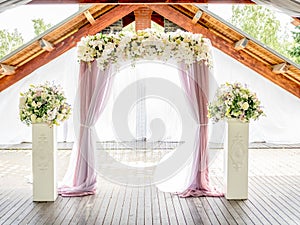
[{"xmin": 0, "ymin": 3, "xmax": 299, "ymax": 98}]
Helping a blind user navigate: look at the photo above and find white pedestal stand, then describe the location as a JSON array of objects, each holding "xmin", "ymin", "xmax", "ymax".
[
  {"xmin": 32, "ymin": 123, "xmax": 57, "ymax": 202},
  {"xmin": 224, "ymin": 119, "xmax": 249, "ymax": 200}
]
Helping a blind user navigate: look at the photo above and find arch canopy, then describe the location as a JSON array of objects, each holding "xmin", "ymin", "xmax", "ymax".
[{"xmin": 77, "ymin": 29, "xmax": 213, "ymax": 70}]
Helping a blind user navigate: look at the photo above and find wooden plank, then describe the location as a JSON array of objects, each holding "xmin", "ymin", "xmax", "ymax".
[
  {"xmin": 157, "ymin": 189, "xmax": 170, "ymax": 225},
  {"xmin": 67, "ymin": 195, "xmax": 94, "ymax": 224},
  {"xmin": 93, "ymin": 184, "xmax": 117, "ymax": 224},
  {"xmin": 177, "ymin": 196, "xmax": 197, "ymax": 225},
  {"xmin": 111, "ymin": 185, "xmax": 127, "ymax": 225},
  {"xmin": 102, "ymin": 184, "xmax": 121, "ymax": 224},
  {"xmin": 151, "ymin": 185, "xmax": 161, "ymax": 225},
  {"xmin": 212, "ymin": 197, "xmax": 238, "ymax": 224},
  {"xmin": 172, "ymin": 194, "xmax": 189, "ymax": 225},
  {"xmin": 0, "ymin": 5, "xmax": 141, "ymax": 92},
  {"xmin": 40, "ymin": 196, "xmax": 70, "ymax": 224},
  {"xmin": 0, "ymin": 190, "xmax": 29, "ymax": 222},
  {"xmin": 119, "ymin": 185, "xmax": 133, "ymax": 224},
  {"xmin": 251, "ymin": 176, "xmax": 300, "ymax": 223},
  {"xmin": 147, "ymin": 4, "xmax": 300, "ymax": 98},
  {"xmin": 164, "ymin": 192, "xmax": 178, "ymax": 224},
  {"xmin": 137, "ymin": 186, "xmax": 145, "ymax": 225},
  {"xmin": 144, "ymin": 186, "xmax": 153, "ymax": 225},
  {"xmin": 192, "ymin": 197, "xmax": 212, "ymax": 224},
  {"xmin": 85, "ymin": 182, "xmax": 111, "ymax": 225},
  {"xmin": 0, "ymin": 190, "xmax": 32, "ymax": 225},
  {"xmin": 213, "ymin": 177, "xmax": 257, "ymax": 225},
  {"xmin": 247, "ymin": 182, "xmax": 284, "ymax": 224},
  {"xmin": 185, "ymin": 198, "xmax": 204, "ymax": 225},
  {"xmin": 128, "ymin": 186, "xmax": 139, "ymax": 225},
  {"xmin": 205, "ymin": 197, "xmax": 230, "ymax": 224}
]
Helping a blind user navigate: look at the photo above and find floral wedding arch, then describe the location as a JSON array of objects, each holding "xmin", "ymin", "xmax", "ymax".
[{"xmin": 58, "ymin": 29, "xmax": 223, "ymax": 198}]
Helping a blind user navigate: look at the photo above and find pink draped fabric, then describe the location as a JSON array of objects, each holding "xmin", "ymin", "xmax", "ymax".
[
  {"xmin": 178, "ymin": 62, "xmax": 224, "ymax": 197},
  {"xmin": 58, "ymin": 61, "xmax": 114, "ymax": 197}
]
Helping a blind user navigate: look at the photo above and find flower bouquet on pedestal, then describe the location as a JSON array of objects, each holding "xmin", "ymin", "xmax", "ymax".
[
  {"xmin": 208, "ymin": 82, "xmax": 264, "ymax": 200},
  {"xmin": 19, "ymin": 81, "xmax": 71, "ymax": 202}
]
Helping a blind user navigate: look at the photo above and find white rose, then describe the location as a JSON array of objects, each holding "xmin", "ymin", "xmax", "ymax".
[
  {"xmin": 242, "ymin": 102, "xmax": 249, "ymax": 110},
  {"xmin": 31, "ymin": 114, "xmax": 37, "ymax": 123},
  {"xmin": 57, "ymin": 114, "xmax": 64, "ymax": 121}
]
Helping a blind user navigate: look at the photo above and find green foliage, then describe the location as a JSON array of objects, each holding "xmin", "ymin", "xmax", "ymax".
[
  {"xmin": 32, "ymin": 18, "xmax": 52, "ymax": 36},
  {"xmin": 0, "ymin": 29, "xmax": 23, "ymax": 59},
  {"xmin": 289, "ymin": 26, "xmax": 300, "ymax": 64},
  {"xmin": 231, "ymin": 5, "xmax": 292, "ymax": 59}
]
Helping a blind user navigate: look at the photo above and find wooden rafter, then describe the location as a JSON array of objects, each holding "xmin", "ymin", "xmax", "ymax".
[
  {"xmin": 0, "ymin": 5, "xmax": 141, "ymax": 92},
  {"xmin": 28, "ymin": 0, "xmax": 254, "ymax": 4},
  {"xmin": 84, "ymin": 10, "xmax": 96, "ymax": 25},
  {"xmin": 147, "ymin": 4, "xmax": 300, "ymax": 98}
]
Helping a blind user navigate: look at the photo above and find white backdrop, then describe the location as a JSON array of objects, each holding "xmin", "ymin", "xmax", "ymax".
[{"xmin": 0, "ymin": 47, "xmax": 299, "ymax": 144}]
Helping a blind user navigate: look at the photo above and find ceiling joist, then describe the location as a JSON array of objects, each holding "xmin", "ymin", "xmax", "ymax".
[
  {"xmin": 234, "ymin": 38, "xmax": 249, "ymax": 50},
  {"xmin": 84, "ymin": 10, "xmax": 96, "ymax": 25},
  {"xmin": 0, "ymin": 64, "xmax": 15, "ymax": 76},
  {"xmin": 192, "ymin": 10, "xmax": 203, "ymax": 24},
  {"xmin": 273, "ymin": 63, "xmax": 288, "ymax": 74},
  {"xmin": 39, "ymin": 39, "xmax": 54, "ymax": 51}
]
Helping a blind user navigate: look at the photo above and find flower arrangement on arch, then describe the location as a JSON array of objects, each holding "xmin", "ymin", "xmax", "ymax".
[
  {"xmin": 208, "ymin": 82, "xmax": 265, "ymax": 123},
  {"xmin": 19, "ymin": 82, "xmax": 71, "ymax": 127},
  {"xmin": 77, "ymin": 29, "xmax": 213, "ymax": 70}
]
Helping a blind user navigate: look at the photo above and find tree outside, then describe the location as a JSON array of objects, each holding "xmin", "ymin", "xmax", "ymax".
[
  {"xmin": 289, "ymin": 26, "xmax": 300, "ymax": 64},
  {"xmin": 231, "ymin": 5, "xmax": 294, "ymax": 60},
  {"xmin": 0, "ymin": 29, "xmax": 23, "ymax": 59},
  {"xmin": 32, "ymin": 18, "xmax": 52, "ymax": 36}
]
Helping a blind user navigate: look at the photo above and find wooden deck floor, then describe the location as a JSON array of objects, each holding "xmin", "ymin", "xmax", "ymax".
[{"xmin": 0, "ymin": 148, "xmax": 299, "ymax": 225}]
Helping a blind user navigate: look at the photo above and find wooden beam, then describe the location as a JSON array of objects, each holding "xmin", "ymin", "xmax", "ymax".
[
  {"xmin": 147, "ymin": 4, "xmax": 300, "ymax": 98},
  {"xmin": 272, "ymin": 63, "xmax": 288, "ymax": 74},
  {"xmin": 0, "ymin": 5, "xmax": 140, "ymax": 92},
  {"xmin": 234, "ymin": 38, "xmax": 248, "ymax": 50},
  {"xmin": 28, "ymin": 0, "xmax": 254, "ymax": 4},
  {"xmin": 39, "ymin": 39, "xmax": 54, "ymax": 51},
  {"xmin": 292, "ymin": 17, "xmax": 300, "ymax": 26},
  {"xmin": 0, "ymin": 64, "xmax": 15, "ymax": 76},
  {"xmin": 84, "ymin": 10, "xmax": 96, "ymax": 25},
  {"xmin": 152, "ymin": 12, "xmax": 164, "ymax": 27},
  {"xmin": 192, "ymin": 10, "xmax": 203, "ymax": 24}
]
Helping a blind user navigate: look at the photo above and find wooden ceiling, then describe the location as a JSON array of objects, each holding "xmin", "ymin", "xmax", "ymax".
[
  {"xmin": 28, "ymin": 0, "xmax": 254, "ymax": 3},
  {"xmin": 0, "ymin": 3, "xmax": 300, "ymax": 98}
]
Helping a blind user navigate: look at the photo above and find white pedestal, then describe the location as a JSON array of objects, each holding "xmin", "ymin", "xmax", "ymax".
[
  {"xmin": 224, "ymin": 119, "xmax": 249, "ymax": 200},
  {"xmin": 32, "ymin": 123, "xmax": 57, "ymax": 202}
]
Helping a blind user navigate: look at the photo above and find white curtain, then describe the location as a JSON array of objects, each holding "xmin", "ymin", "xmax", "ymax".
[{"xmin": 0, "ymin": 47, "xmax": 299, "ymax": 144}]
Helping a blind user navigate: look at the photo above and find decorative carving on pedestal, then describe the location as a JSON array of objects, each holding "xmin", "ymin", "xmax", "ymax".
[{"xmin": 229, "ymin": 133, "xmax": 247, "ymax": 170}]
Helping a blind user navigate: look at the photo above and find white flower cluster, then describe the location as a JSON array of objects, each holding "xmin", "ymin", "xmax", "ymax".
[
  {"xmin": 208, "ymin": 82, "xmax": 265, "ymax": 123},
  {"xmin": 19, "ymin": 82, "xmax": 71, "ymax": 127},
  {"xmin": 77, "ymin": 29, "xmax": 213, "ymax": 70}
]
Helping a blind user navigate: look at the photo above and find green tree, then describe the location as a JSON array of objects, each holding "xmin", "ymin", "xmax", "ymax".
[
  {"xmin": 0, "ymin": 29, "xmax": 23, "ymax": 59},
  {"xmin": 231, "ymin": 5, "xmax": 292, "ymax": 58},
  {"xmin": 32, "ymin": 18, "xmax": 52, "ymax": 36},
  {"xmin": 289, "ymin": 26, "xmax": 300, "ymax": 64}
]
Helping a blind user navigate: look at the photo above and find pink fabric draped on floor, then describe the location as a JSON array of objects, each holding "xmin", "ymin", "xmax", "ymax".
[
  {"xmin": 178, "ymin": 62, "xmax": 223, "ymax": 198},
  {"xmin": 58, "ymin": 61, "xmax": 114, "ymax": 197},
  {"xmin": 58, "ymin": 59, "xmax": 223, "ymax": 198}
]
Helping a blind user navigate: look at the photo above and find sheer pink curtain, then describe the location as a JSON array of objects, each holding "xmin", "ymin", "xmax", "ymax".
[
  {"xmin": 178, "ymin": 62, "xmax": 223, "ymax": 197},
  {"xmin": 58, "ymin": 61, "xmax": 114, "ymax": 197}
]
